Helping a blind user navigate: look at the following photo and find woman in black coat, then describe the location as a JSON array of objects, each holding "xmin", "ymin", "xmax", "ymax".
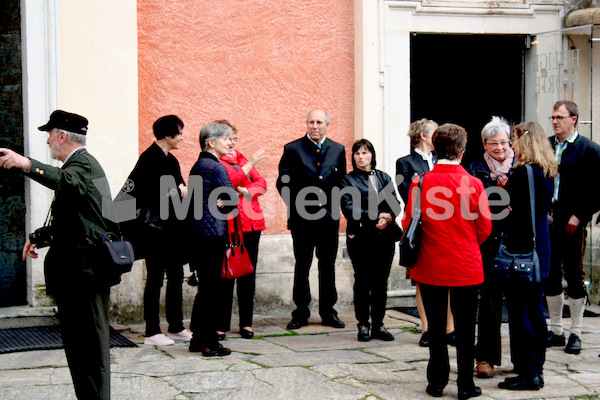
[
  {"xmin": 467, "ymin": 116, "xmax": 515, "ymax": 378},
  {"xmin": 498, "ymin": 121, "xmax": 557, "ymax": 390},
  {"xmin": 341, "ymin": 139, "xmax": 402, "ymax": 342},
  {"xmin": 188, "ymin": 122, "xmax": 237, "ymax": 357}
]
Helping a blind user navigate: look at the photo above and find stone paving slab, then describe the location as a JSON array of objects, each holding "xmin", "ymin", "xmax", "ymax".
[
  {"xmin": 113, "ymin": 358, "xmax": 230, "ymax": 376},
  {"xmin": 252, "ymin": 348, "xmax": 387, "ymax": 368},
  {"xmin": 0, "ymin": 384, "xmax": 77, "ymax": 400},
  {"xmin": 163, "ymin": 367, "xmax": 370, "ymax": 400},
  {"xmin": 112, "ymin": 374, "xmax": 182, "ymax": 399},
  {"xmin": 222, "ymin": 336, "xmax": 295, "ymax": 355},
  {"xmin": 312, "ymin": 362, "xmax": 417, "ymax": 384},
  {"xmin": 0, "ymin": 349, "xmax": 68, "ymax": 370}
]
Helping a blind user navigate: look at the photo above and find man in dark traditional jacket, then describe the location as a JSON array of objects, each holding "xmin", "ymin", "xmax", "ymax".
[
  {"xmin": 277, "ymin": 109, "xmax": 347, "ymax": 330},
  {"xmin": 546, "ymin": 100, "xmax": 600, "ymax": 355}
]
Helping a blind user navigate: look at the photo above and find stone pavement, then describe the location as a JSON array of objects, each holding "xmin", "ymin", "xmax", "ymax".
[{"xmin": 0, "ymin": 307, "xmax": 599, "ymax": 400}]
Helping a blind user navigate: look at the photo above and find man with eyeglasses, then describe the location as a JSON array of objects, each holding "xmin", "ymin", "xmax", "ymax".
[{"xmin": 546, "ymin": 100, "xmax": 600, "ymax": 355}]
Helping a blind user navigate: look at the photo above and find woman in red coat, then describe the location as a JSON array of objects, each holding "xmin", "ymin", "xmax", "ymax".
[
  {"xmin": 215, "ymin": 120, "xmax": 266, "ymax": 340},
  {"xmin": 403, "ymin": 124, "xmax": 492, "ymax": 400}
]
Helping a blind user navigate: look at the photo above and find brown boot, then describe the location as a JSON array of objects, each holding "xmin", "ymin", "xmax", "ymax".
[{"xmin": 476, "ymin": 361, "xmax": 494, "ymax": 378}]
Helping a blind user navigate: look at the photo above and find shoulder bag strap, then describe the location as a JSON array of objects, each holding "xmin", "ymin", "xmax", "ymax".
[
  {"xmin": 525, "ymin": 164, "xmax": 542, "ymax": 283},
  {"xmin": 413, "ymin": 173, "xmax": 424, "ymax": 220},
  {"xmin": 525, "ymin": 164, "xmax": 536, "ymax": 247}
]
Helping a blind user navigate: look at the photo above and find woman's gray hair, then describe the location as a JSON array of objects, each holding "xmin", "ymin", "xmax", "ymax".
[
  {"xmin": 481, "ymin": 116, "xmax": 510, "ymax": 143},
  {"xmin": 59, "ymin": 129, "xmax": 87, "ymax": 145},
  {"xmin": 199, "ymin": 122, "xmax": 232, "ymax": 151}
]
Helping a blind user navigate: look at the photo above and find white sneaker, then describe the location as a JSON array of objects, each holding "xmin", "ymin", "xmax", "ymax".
[
  {"xmin": 167, "ymin": 329, "xmax": 192, "ymax": 342},
  {"xmin": 144, "ymin": 333, "xmax": 175, "ymax": 346}
]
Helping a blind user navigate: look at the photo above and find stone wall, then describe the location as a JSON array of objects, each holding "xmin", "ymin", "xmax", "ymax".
[{"xmin": 0, "ymin": 0, "xmax": 26, "ymax": 307}]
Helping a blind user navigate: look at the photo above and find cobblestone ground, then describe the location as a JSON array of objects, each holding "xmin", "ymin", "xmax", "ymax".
[{"xmin": 0, "ymin": 307, "xmax": 599, "ymax": 399}]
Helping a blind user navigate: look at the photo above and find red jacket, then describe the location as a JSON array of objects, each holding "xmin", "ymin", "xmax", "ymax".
[
  {"xmin": 220, "ymin": 150, "xmax": 267, "ymax": 232},
  {"xmin": 403, "ymin": 164, "xmax": 491, "ymax": 287}
]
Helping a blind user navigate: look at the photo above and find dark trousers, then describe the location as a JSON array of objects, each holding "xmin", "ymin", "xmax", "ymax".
[
  {"xmin": 505, "ymin": 278, "xmax": 547, "ymax": 377},
  {"xmin": 548, "ymin": 221, "xmax": 587, "ymax": 298},
  {"xmin": 420, "ymin": 283, "xmax": 479, "ymax": 391},
  {"xmin": 290, "ymin": 224, "xmax": 339, "ymax": 321},
  {"xmin": 347, "ymin": 233, "xmax": 394, "ymax": 328},
  {"xmin": 143, "ymin": 249, "xmax": 184, "ymax": 337},
  {"xmin": 55, "ymin": 285, "xmax": 111, "ymax": 400},
  {"xmin": 216, "ymin": 230, "xmax": 262, "ymax": 330},
  {"xmin": 476, "ymin": 268, "xmax": 509, "ymax": 366},
  {"xmin": 190, "ymin": 236, "xmax": 227, "ymax": 349}
]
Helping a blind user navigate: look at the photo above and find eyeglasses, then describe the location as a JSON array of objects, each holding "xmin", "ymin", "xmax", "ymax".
[
  {"xmin": 485, "ymin": 140, "xmax": 510, "ymax": 147},
  {"xmin": 549, "ymin": 115, "xmax": 575, "ymax": 121}
]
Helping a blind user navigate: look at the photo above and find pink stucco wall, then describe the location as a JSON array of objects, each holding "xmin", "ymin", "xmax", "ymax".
[{"xmin": 138, "ymin": 0, "xmax": 354, "ymax": 234}]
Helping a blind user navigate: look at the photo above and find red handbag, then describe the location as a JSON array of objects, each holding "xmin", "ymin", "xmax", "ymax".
[{"xmin": 221, "ymin": 215, "xmax": 254, "ymax": 279}]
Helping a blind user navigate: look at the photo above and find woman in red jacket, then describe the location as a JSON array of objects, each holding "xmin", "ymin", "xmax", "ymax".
[
  {"xmin": 215, "ymin": 120, "xmax": 266, "ymax": 340},
  {"xmin": 403, "ymin": 124, "xmax": 492, "ymax": 400}
]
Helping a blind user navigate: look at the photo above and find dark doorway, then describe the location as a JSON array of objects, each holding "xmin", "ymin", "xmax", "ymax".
[
  {"xmin": 410, "ymin": 34, "xmax": 525, "ymax": 166},
  {"xmin": 0, "ymin": 0, "xmax": 27, "ymax": 306}
]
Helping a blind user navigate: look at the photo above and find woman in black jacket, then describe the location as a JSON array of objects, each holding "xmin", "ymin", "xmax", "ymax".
[
  {"xmin": 341, "ymin": 139, "xmax": 402, "ymax": 342},
  {"xmin": 188, "ymin": 122, "xmax": 237, "ymax": 357},
  {"xmin": 467, "ymin": 116, "xmax": 516, "ymax": 379},
  {"xmin": 498, "ymin": 121, "xmax": 557, "ymax": 390},
  {"xmin": 396, "ymin": 119, "xmax": 454, "ymax": 348}
]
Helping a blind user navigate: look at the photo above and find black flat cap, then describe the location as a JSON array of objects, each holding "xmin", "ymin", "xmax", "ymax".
[{"xmin": 38, "ymin": 110, "xmax": 89, "ymax": 135}]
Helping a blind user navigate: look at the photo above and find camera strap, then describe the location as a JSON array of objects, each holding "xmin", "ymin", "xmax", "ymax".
[{"xmin": 43, "ymin": 197, "xmax": 55, "ymax": 227}]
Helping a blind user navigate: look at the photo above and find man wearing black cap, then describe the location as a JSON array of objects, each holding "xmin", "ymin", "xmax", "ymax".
[{"xmin": 0, "ymin": 110, "xmax": 112, "ymax": 399}]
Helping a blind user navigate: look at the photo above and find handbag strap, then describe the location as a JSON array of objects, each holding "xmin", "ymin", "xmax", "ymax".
[
  {"xmin": 499, "ymin": 164, "xmax": 536, "ymax": 248},
  {"xmin": 525, "ymin": 164, "xmax": 537, "ymax": 249},
  {"xmin": 229, "ymin": 214, "xmax": 245, "ymax": 247},
  {"xmin": 412, "ymin": 174, "xmax": 425, "ymax": 220}
]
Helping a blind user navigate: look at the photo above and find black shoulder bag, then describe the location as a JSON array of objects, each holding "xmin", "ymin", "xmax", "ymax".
[
  {"xmin": 398, "ymin": 174, "xmax": 424, "ymax": 269},
  {"xmin": 492, "ymin": 164, "xmax": 541, "ymax": 283}
]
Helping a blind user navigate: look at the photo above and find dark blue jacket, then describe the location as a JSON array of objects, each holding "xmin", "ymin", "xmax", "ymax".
[{"xmin": 188, "ymin": 152, "xmax": 237, "ymax": 239}]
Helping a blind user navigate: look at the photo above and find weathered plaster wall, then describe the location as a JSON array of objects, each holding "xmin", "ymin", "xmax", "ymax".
[{"xmin": 137, "ymin": 0, "xmax": 355, "ymax": 235}]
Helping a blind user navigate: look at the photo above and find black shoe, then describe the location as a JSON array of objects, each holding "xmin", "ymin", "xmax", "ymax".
[
  {"xmin": 357, "ymin": 324, "xmax": 370, "ymax": 342},
  {"xmin": 498, "ymin": 375, "xmax": 541, "ymax": 390},
  {"xmin": 287, "ymin": 318, "xmax": 308, "ymax": 330},
  {"xmin": 458, "ymin": 386, "xmax": 482, "ymax": 400},
  {"xmin": 547, "ymin": 331, "xmax": 566, "ymax": 347},
  {"xmin": 446, "ymin": 331, "xmax": 456, "ymax": 347},
  {"xmin": 202, "ymin": 344, "xmax": 231, "ymax": 357},
  {"xmin": 371, "ymin": 326, "xmax": 395, "ymax": 341},
  {"xmin": 321, "ymin": 315, "xmax": 345, "ymax": 328},
  {"xmin": 189, "ymin": 343, "xmax": 231, "ymax": 357},
  {"xmin": 240, "ymin": 328, "xmax": 254, "ymax": 339},
  {"xmin": 539, "ymin": 373, "xmax": 544, "ymax": 388},
  {"xmin": 425, "ymin": 385, "xmax": 443, "ymax": 397},
  {"xmin": 419, "ymin": 331, "xmax": 429, "ymax": 347},
  {"xmin": 217, "ymin": 332, "xmax": 226, "ymax": 341},
  {"xmin": 565, "ymin": 333, "xmax": 581, "ymax": 354}
]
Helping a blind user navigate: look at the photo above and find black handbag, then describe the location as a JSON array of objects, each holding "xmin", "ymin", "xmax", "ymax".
[
  {"xmin": 492, "ymin": 164, "xmax": 541, "ymax": 283},
  {"xmin": 399, "ymin": 174, "xmax": 424, "ymax": 269}
]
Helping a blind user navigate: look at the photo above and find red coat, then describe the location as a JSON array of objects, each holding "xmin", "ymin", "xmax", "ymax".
[
  {"xmin": 402, "ymin": 164, "xmax": 491, "ymax": 287},
  {"xmin": 220, "ymin": 150, "xmax": 267, "ymax": 232}
]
